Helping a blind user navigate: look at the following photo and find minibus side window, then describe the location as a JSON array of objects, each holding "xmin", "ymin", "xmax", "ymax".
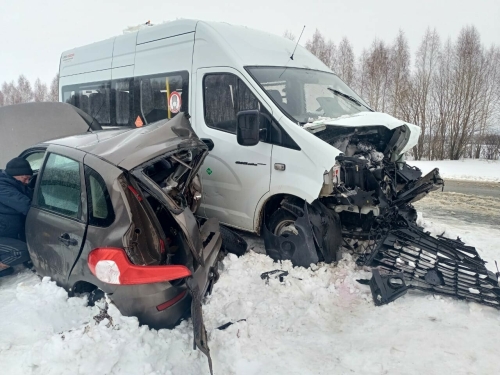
[
  {"xmin": 62, "ymin": 82, "xmax": 111, "ymax": 125},
  {"xmin": 113, "ymin": 79, "xmax": 134, "ymax": 126},
  {"xmin": 204, "ymin": 73, "xmax": 300, "ymax": 150},
  {"xmin": 136, "ymin": 72, "xmax": 188, "ymax": 125},
  {"xmin": 204, "ymin": 73, "xmax": 265, "ymax": 134}
]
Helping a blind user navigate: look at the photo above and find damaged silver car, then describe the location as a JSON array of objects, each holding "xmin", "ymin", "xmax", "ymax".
[{"xmin": 2, "ymin": 103, "xmax": 224, "ymax": 368}]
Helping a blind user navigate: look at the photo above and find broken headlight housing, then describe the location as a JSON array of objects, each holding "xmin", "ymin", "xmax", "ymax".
[{"xmin": 320, "ymin": 163, "xmax": 341, "ymax": 197}]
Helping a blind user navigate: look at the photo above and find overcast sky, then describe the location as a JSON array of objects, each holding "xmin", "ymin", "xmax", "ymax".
[{"xmin": 1, "ymin": 0, "xmax": 499, "ymax": 85}]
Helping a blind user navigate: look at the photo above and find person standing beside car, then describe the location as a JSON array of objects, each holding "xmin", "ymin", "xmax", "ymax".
[{"xmin": 0, "ymin": 157, "xmax": 33, "ymax": 277}]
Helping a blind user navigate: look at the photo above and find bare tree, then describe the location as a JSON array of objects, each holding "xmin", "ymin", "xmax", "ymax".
[
  {"xmin": 33, "ymin": 78, "xmax": 48, "ymax": 102},
  {"xmin": 283, "ymin": 30, "xmax": 296, "ymax": 42},
  {"xmin": 0, "ymin": 90, "xmax": 4, "ymax": 107},
  {"xmin": 401, "ymin": 28, "xmax": 440, "ymax": 160},
  {"xmin": 17, "ymin": 75, "xmax": 33, "ymax": 103},
  {"xmin": 305, "ymin": 29, "xmax": 335, "ymax": 68},
  {"xmin": 389, "ymin": 30, "xmax": 411, "ymax": 119},
  {"xmin": 1, "ymin": 81, "xmax": 21, "ymax": 105},
  {"xmin": 358, "ymin": 39, "xmax": 391, "ymax": 112},
  {"xmin": 49, "ymin": 74, "xmax": 60, "ymax": 102},
  {"xmin": 481, "ymin": 131, "xmax": 500, "ymax": 160},
  {"xmin": 335, "ymin": 37, "xmax": 356, "ymax": 86}
]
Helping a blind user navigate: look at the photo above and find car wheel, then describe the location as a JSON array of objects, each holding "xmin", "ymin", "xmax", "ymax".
[
  {"xmin": 268, "ymin": 208, "xmax": 299, "ymax": 237},
  {"xmin": 88, "ymin": 288, "xmax": 105, "ymax": 307}
]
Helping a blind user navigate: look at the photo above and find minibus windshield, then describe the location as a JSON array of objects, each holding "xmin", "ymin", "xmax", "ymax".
[{"xmin": 247, "ymin": 67, "xmax": 371, "ymax": 125}]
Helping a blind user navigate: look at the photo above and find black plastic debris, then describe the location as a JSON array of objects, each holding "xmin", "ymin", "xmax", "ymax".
[
  {"xmin": 219, "ymin": 225, "xmax": 248, "ymax": 257},
  {"xmin": 216, "ymin": 319, "xmax": 247, "ymax": 330},
  {"xmin": 359, "ymin": 219, "xmax": 500, "ymax": 309},
  {"xmin": 261, "ymin": 269, "xmax": 289, "ymax": 283},
  {"xmin": 368, "ymin": 269, "xmax": 408, "ymax": 306}
]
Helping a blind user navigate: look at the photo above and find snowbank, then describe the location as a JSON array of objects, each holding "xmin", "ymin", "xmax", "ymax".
[
  {"xmin": 409, "ymin": 159, "xmax": 500, "ymax": 182},
  {"xmin": 2, "ymin": 214, "xmax": 500, "ymax": 375}
]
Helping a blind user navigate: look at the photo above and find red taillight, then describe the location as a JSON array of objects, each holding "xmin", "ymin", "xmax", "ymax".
[
  {"xmin": 88, "ymin": 247, "xmax": 191, "ymax": 285},
  {"xmin": 127, "ymin": 185, "xmax": 143, "ymax": 201},
  {"xmin": 156, "ymin": 290, "xmax": 187, "ymax": 311}
]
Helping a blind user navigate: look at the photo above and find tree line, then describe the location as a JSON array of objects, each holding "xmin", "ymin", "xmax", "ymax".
[
  {"xmin": 286, "ymin": 26, "xmax": 500, "ymax": 160},
  {"xmin": 2, "ymin": 25, "xmax": 500, "ymax": 160},
  {"xmin": 0, "ymin": 74, "xmax": 60, "ymax": 106}
]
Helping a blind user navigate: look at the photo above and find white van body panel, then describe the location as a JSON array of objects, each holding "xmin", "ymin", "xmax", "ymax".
[
  {"xmin": 193, "ymin": 66, "xmax": 274, "ymax": 231},
  {"xmin": 58, "ymin": 20, "xmax": 422, "ymax": 234},
  {"xmin": 60, "ymin": 38, "xmax": 114, "ymax": 78},
  {"xmin": 134, "ymin": 32, "xmax": 195, "ymax": 77},
  {"xmin": 192, "ymin": 22, "xmax": 330, "ymax": 72},
  {"xmin": 111, "ymin": 32, "xmax": 137, "ymax": 80}
]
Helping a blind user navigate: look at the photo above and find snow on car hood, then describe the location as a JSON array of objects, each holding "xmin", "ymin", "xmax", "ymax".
[{"xmin": 304, "ymin": 111, "xmax": 421, "ymax": 155}]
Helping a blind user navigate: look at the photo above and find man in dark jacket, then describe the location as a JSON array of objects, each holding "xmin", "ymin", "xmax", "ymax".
[{"xmin": 0, "ymin": 157, "xmax": 33, "ymax": 277}]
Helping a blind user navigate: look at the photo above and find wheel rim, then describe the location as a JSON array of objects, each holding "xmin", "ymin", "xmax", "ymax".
[{"xmin": 274, "ymin": 219, "xmax": 299, "ymax": 237}]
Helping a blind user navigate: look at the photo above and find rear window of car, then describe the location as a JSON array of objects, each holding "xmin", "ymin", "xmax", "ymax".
[
  {"xmin": 85, "ymin": 166, "xmax": 115, "ymax": 227},
  {"xmin": 37, "ymin": 153, "xmax": 81, "ymax": 218}
]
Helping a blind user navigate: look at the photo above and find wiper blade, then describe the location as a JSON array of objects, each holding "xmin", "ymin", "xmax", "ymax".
[{"xmin": 327, "ymin": 88, "xmax": 371, "ymax": 111}]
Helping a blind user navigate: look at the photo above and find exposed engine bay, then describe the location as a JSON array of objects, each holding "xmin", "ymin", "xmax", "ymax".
[{"xmin": 264, "ymin": 125, "xmax": 500, "ymax": 310}]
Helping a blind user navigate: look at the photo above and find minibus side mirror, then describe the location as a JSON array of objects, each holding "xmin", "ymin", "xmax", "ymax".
[{"xmin": 236, "ymin": 110, "xmax": 260, "ymax": 146}]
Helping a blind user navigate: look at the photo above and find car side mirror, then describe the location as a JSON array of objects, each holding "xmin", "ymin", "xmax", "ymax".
[{"xmin": 236, "ymin": 110, "xmax": 260, "ymax": 146}]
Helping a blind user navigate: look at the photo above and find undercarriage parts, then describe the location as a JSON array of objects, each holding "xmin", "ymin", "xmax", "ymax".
[{"xmin": 263, "ymin": 200, "xmax": 342, "ymax": 268}]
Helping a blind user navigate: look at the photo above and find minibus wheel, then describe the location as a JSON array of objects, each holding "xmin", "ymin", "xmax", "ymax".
[{"xmin": 268, "ymin": 209, "xmax": 299, "ymax": 237}]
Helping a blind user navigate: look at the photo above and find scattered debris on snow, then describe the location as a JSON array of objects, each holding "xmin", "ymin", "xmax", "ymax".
[{"xmin": 2, "ymin": 212, "xmax": 500, "ymax": 374}]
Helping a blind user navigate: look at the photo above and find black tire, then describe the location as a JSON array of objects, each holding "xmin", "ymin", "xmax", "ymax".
[
  {"xmin": 267, "ymin": 208, "xmax": 299, "ymax": 237},
  {"xmin": 88, "ymin": 288, "xmax": 105, "ymax": 307},
  {"xmin": 220, "ymin": 225, "xmax": 248, "ymax": 256}
]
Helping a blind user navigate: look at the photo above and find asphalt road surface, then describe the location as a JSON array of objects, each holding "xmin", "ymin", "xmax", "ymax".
[{"xmin": 413, "ymin": 179, "xmax": 500, "ymax": 226}]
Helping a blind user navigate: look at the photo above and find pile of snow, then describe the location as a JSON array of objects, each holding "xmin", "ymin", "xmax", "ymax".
[
  {"xmin": 2, "ymin": 213, "xmax": 500, "ymax": 374},
  {"xmin": 409, "ymin": 159, "xmax": 500, "ymax": 182}
]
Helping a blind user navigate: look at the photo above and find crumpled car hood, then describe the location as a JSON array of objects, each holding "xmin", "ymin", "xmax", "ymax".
[{"xmin": 304, "ymin": 111, "xmax": 421, "ymax": 155}]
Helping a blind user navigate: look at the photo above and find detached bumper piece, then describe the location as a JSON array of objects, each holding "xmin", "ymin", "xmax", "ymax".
[{"xmin": 360, "ymin": 224, "xmax": 500, "ymax": 309}]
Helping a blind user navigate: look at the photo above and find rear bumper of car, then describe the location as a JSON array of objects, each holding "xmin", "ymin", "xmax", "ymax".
[
  {"xmin": 109, "ymin": 282, "xmax": 192, "ymax": 329},
  {"xmin": 108, "ymin": 220, "xmax": 222, "ymax": 330}
]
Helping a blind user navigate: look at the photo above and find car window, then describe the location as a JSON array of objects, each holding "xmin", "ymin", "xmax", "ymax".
[
  {"xmin": 37, "ymin": 153, "xmax": 81, "ymax": 219},
  {"xmin": 25, "ymin": 152, "xmax": 46, "ymax": 171},
  {"xmin": 204, "ymin": 73, "xmax": 263, "ymax": 134},
  {"xmin": 85, "ymin": 166, "xmax": 115, "ymax": 227}
]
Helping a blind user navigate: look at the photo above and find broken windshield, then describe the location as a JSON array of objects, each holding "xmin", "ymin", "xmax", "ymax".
[{"xmin": 247, "ymin": 67, "xmax": 371, "ymax": 124}]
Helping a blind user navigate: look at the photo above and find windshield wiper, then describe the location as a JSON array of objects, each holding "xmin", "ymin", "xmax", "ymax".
[{"xmin": 327, "ymin": 88, "xmax": 372, "ymax": 111}]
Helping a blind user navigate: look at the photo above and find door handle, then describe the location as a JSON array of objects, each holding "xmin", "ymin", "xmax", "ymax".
[{"xmin": 59, "ymin": 233, "xmax": 78, "ymax": 247}]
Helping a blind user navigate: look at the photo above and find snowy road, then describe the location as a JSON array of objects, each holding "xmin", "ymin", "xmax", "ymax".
[
  {"xmin": 2, "ymin": 188, "xmax": 500, "ymax": 374},
  {"xmin": 414, "ymin": 180, "xmax": 500, "ymax": 227}
]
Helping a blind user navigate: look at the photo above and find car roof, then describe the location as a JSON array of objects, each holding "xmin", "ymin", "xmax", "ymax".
[
  {"xmin": 44, "ymin": 113, "xmax": 204, "ymax": 170},
  {"xmin": 0, "ymin": 102, "xmax": 101, "ymax": 168}
]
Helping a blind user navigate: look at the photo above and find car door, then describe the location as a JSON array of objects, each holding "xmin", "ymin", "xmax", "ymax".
[
  {"xmin": 193, "ymin": 68, "xmax": 273, "ymax": 231},
  {"xmin": 25, "ymin": 145, "xmax": 87, "ymax": 288}
]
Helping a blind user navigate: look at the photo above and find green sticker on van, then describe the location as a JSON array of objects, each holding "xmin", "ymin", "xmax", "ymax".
[{"xmin": 206, "ymin": 168, "xmax": 212, "ymax": 175}]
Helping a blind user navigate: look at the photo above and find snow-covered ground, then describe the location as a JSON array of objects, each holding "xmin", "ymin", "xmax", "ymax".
[
  {"xmin": 409, "ymin": 159, "xmax": 500, "ymax": 182},
  {"xmin": 2, "ymin": 212, "xmax": 500, "ymax": 375}
]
